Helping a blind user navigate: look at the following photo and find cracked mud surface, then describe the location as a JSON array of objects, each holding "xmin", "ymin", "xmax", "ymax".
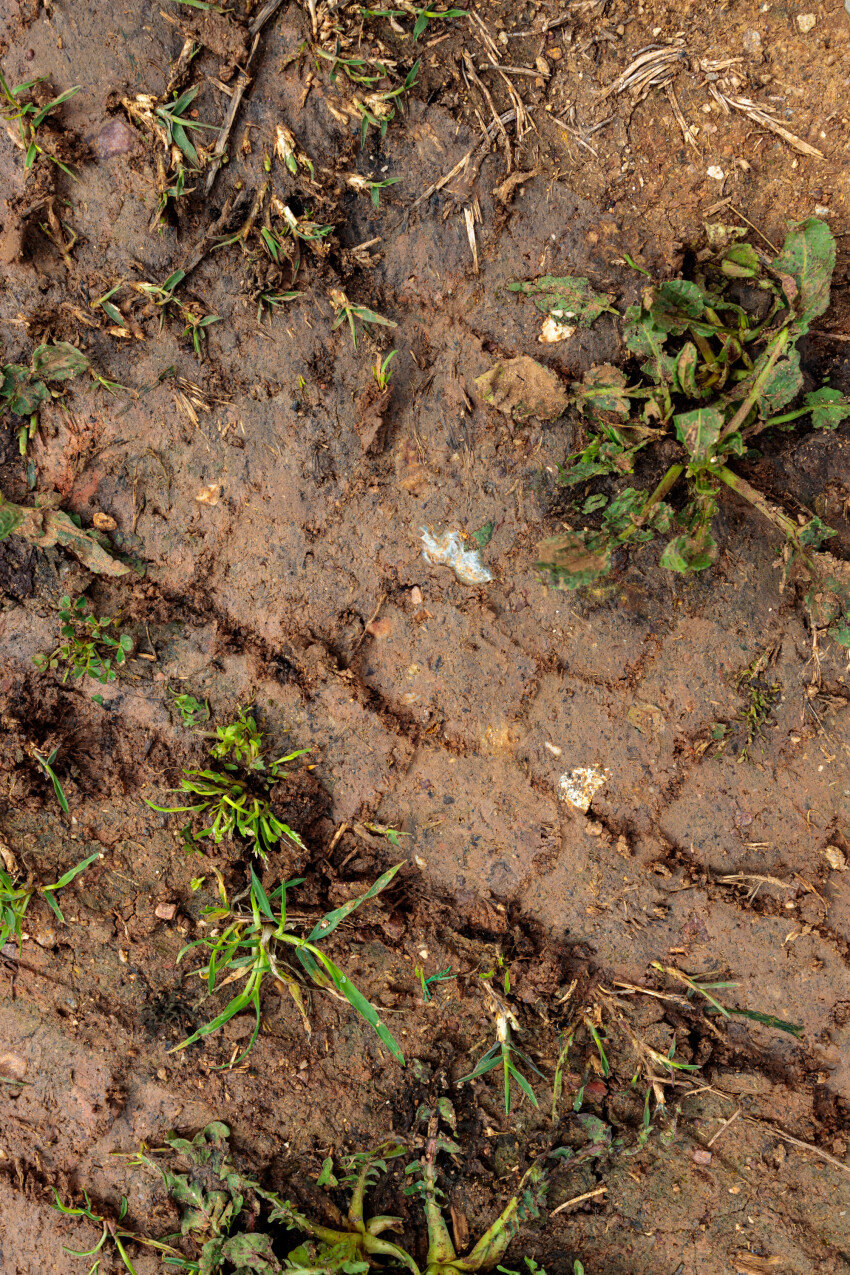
[{"xmin": 1, "ymin": 0, "xmax": 850, "ymax": 1271}]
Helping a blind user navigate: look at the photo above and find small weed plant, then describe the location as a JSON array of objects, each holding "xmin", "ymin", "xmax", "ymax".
[
  {"xmin": 330, "ymin": 287, "xmax": 397, "ymax": 350},
  {"xmin": 514, "ymin": 219, "xmax": 850, "ymax": 644},
  {"xmin": 459, "ymin": 981, "xmax": 544, "ymax": 1114},
  {"xmin": 115, "ymin": 1113, "xmax": 547, "ymax": 1274},
  {"xmin": 33, "ymin": 595, "xmax": 133, "ymax": 683},
  {"xmin": 171, "ymin": 861, "xmax": 405, "ymax": 1064},
  {"xmin": 0, "ymin": 69, "xmax": 81, "ymax": 175},
  {"xmin": 147, "ymin": 705, "xmax": 308, "ymax": 858},
  {"xmin": 2, "ymin": 340, "xmax": 90, "ymax": 452},
  {"xmin": 169, "ymin": 688, "xmax": 211, "ymax": 729},
  {"xmin": 0, "ymin": 849, "xmax": 100, "ymax": 952}
]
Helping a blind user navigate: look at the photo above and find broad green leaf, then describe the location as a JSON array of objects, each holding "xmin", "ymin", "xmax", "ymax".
[
  {"xmin": 1, "ymin": 364, "xmax": 50, "ymax": 415},
  {"xmin": 772, "ymin": 217, "xmax": 835, "ymax": 334},
  {"xmin": 660, "ymin": 528, "xmax": 717, "ymax": 573},
  {"xmin": 507, "ymin": 275, "xmax": 618, "ymax": 327},
  {"xmin": 648, "ymin": 279, "xmax": 704, "ymax": 333},
  {"xmin": 536, "ymin": 531, "xmax": 611, "ymax": 589},
  {"xmin": 306, "ymin": 863, "xmax": 403, "ymax": 942},
  {"xmin": 622, "ymin": 305, "xmax": 669, "ymax": 382},
  {"xmin": 672, "ymin": 406, "xmax": 724, "ymax": 465},
  {"xmin": 806, "ymin": 386, "xmax": 850, "ymax": 430},
  {"xmin": 721, "ymin": 242, "xmax": 760, "ymax": 278},
  {"xmin": 798, "ymin": 515, "xmax": 836, "ymax": 549},
  {"xmin": 31, "ymin": 341, "xmax": 90, "ymax": 381},
  {"xmin": 0, "ymin": 495, "xmax": 26, "ymax": 541},
  {"xmin": 47, "ymin": 509, "xmax": 132, "ymax": 576}
]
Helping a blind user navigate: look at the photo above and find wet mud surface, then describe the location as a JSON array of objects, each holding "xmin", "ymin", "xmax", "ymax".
[{"xmin": 1, "ymin": 0, "xmax": 850, "ymax": 1272}]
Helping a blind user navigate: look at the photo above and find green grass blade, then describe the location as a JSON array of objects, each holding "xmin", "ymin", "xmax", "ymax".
[
  {"xmin": 249, "ymin": 866, "xmax": 275, "ymax": 921},
  {"xmin": 306, "ymin": 862, "xmax": 402, "ymax": 942},
  {"xmin": 48, "ymin": 851, "xmax": 101, "ymax": 890},
  {"xmin": 305, "ymin": 945, "xmax": 404, "ymax": 1063}
]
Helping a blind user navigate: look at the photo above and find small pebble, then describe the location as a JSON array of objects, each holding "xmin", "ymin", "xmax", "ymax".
[
  {"xmin": 96, "ymin": 117, "xmax": 137, "ymax": 158},
  {"xmin": 824, "ymin": 845, "xmax": 847, "ymax": 871},
  {"xmin": 365, "ymin": 617, "xmax": 392, "ymax": 639},
  {"xmin": 796, "ymin": 12, "xmax": 816, "ymax": 32},
  {"xmin": 154, "ymin": 902, "xmax": 177, "ymax": 921},
  {"xmin": 691, "ymin": 1148, "xmax": 712, "ymax": 1166},
  {"xmin": 93, "ymin": 511, "xmax": 117, "ymax": 531},
  {"xmin": 410, "ymin": 585, "xmax": 423, "ymax": 605},
  {"xmin": 707, "ymin": 165, "xmax": 725, "ymax": 181},
  {"xmin": 742, "ymin": 30, "xmax": 762, "ymax": 54}
]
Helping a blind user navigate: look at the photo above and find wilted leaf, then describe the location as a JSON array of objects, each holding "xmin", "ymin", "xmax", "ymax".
[
  {"xmin": 475, "ymin": 355, "xmax": 569, "ymax": 422},
  {"xmin": 673, "ymin": 406, "xmax": 724, "ymax": 464},
  {"xmin": 1, "ymin": 364, "xmax": 50, "ymax": 415},
  {"xmin": 660, "ymin": 528, "xmax": 718, "ymax": 573},
  {"xmin": 508, "ymin": 275, "xmax": 617, "ymax": 328},
  {"xmin": 536, "ymin": 530, "xmax": 611, "ymax": 589},
  {"xmin": 578, "ymin": 364, "xmax": 629, "ymax": 414},
  {"xmin": 771, "ymin": 217, "xmax": 835, "ymax": 334},
  {"xmin": 798, "ymin": 515, "xmax": 836, "ymax": 549},
  {"xmin": 805, "ymin": 386, "xmax": 850, "ymax": 430},
  {"xmin": 704, "ymin": 223, "xmax": 747, "ymax": 250},
  {"xmin": 219, "ymin": 1231, "xmax": 282, "ymax": 1272},
  {"xmin": 0, "ymin": 495, "xmax": 27, "ymax": 541},
  {"xmin": 3, "ymin": 496, "xmax": 132, "ymax": 576},
  {"xmin": 757, "ymin": 346, "xmax": 803, "ymax": 415},
  {"xmin": 675, "ymin": 342, "xmax": 703, "ymax": 398},
  {"xmin": 627, "ymin": 701, "xmax": 665, "ymax": 736},
  {"xmin": 31, "ymin": 341, "xmax": 91, "ymax": 382}
]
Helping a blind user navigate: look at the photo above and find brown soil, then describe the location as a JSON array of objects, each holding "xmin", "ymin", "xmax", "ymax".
[{"xmin": 1, "ymin": 1, "xmax": 849, "ymax": 1273}]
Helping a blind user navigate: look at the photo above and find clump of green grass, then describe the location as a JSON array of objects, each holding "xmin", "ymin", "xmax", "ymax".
[
  {"xmin": 148, "ymin": 704, "xmax": 309, "ymax": 859},
  {"xmin": 0, "ymin": 847, "xmax": 100, "ymax": 953},
  {"xmin": 52, "ymin": 1189, "xmax": 180, "ymax": 1273},
  {"xmin": 171, "ymin": 861, "xmax": 405, "ymax": 1065},
  {"xmin": 519, "ymin": 219, "xmax": 850, "ymax": 645},
  {"xmin": 0, "ymin": 69, "xmax": 81, "ymax": 175},
  {"xmin": 458, "ymin": 981, "xmax": 545, "ymax": 1114},
  {"xmin": 329, "ymin": 287, "xmax": 397, "ymax": 350},
  {"xmin": 33, "ymin": 595, "xmax": 133, "ymax": 683}
]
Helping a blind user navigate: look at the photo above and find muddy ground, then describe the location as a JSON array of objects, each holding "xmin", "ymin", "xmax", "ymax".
[{"xmin": 1, "ymin": 0, "xmax": 850, "ymax": 1271}]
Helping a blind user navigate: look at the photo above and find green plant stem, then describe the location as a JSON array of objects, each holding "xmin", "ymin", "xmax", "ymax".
[
  {"xmin": 617, "ymin": 463, "xmax": 684, "ymax": 546},
  {"xmin": 716, "ymin": 465, "xmax": 807, "ymax": 547},
  {"xmin": 719, "ymin": 326, "xmax": 789, "ymax": 445}
]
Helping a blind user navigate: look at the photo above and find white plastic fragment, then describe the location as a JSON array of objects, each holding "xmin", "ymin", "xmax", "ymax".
[
  {"xmin": 421, "ymin": 529, "xmax": 492, "ymax": 585},
  {"xmin": 539, "ymin": 315, "xmax": 577, "ymax": 343},
  {"xmin": 558, "ymin": 766, "xmax": 608, "ymax": 812}
]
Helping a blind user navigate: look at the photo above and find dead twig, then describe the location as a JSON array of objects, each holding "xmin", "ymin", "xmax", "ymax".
[
  {"xmin": 665, "ymin": 83, "xmax": 699, "ymax": 151},
  {"xmin": 550, "ymin": 1184, "xmax": 607, "ymax": 1216},
  {"xmin": 599, "ymin": 44, "xmax": 687, "ymax": 101},
  {"xmin": 707, "ymin": 85, "xmax": 825, "ymax": 159},
  {"xmin": 706, "ymin": 1108, "xmax": 741, "ymax": 1147}
]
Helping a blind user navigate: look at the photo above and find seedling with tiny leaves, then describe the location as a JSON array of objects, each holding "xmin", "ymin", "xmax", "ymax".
[
  {"xmin": 346, "ymin": 172, "xmax": 402, "ymax": 208},
  {"xmin": 519, "ymin": 219, "xmax": 850, "ymax": 645},
  {"xmin": 0, "ymin": 69, "xmax": 81, "ymax": 176},
  {"xmin": 330, "ymin": 287, "xmax": 397, "ymax": 350},
  {"xmin": 33, "ymin": 595, "xmax": 133, "ymax": 683},
  {"xmin": 373, "ymin": 350, "xmax": 397, "ymax": 390},
  {"xmin": 169, "ymin": 862, "xmax": 405, "ymax": 1065},
  {"xmin": 352, "ymin": 59, "xmax": 421, "ymax": 147},
  {"xmin": 458, "ymin": 982, "xmax": 545, "ymax": 1114},
  {"xmin": 169, "ymin": 688, "xmax": 211, "ymax": 729},
  {"xmin": 0, "ymin": 849, "xmax": 100, "ymax": 953},
  {"xmin": 146, "ymin": 704, "xmax": 309, "ymax": 859}
]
